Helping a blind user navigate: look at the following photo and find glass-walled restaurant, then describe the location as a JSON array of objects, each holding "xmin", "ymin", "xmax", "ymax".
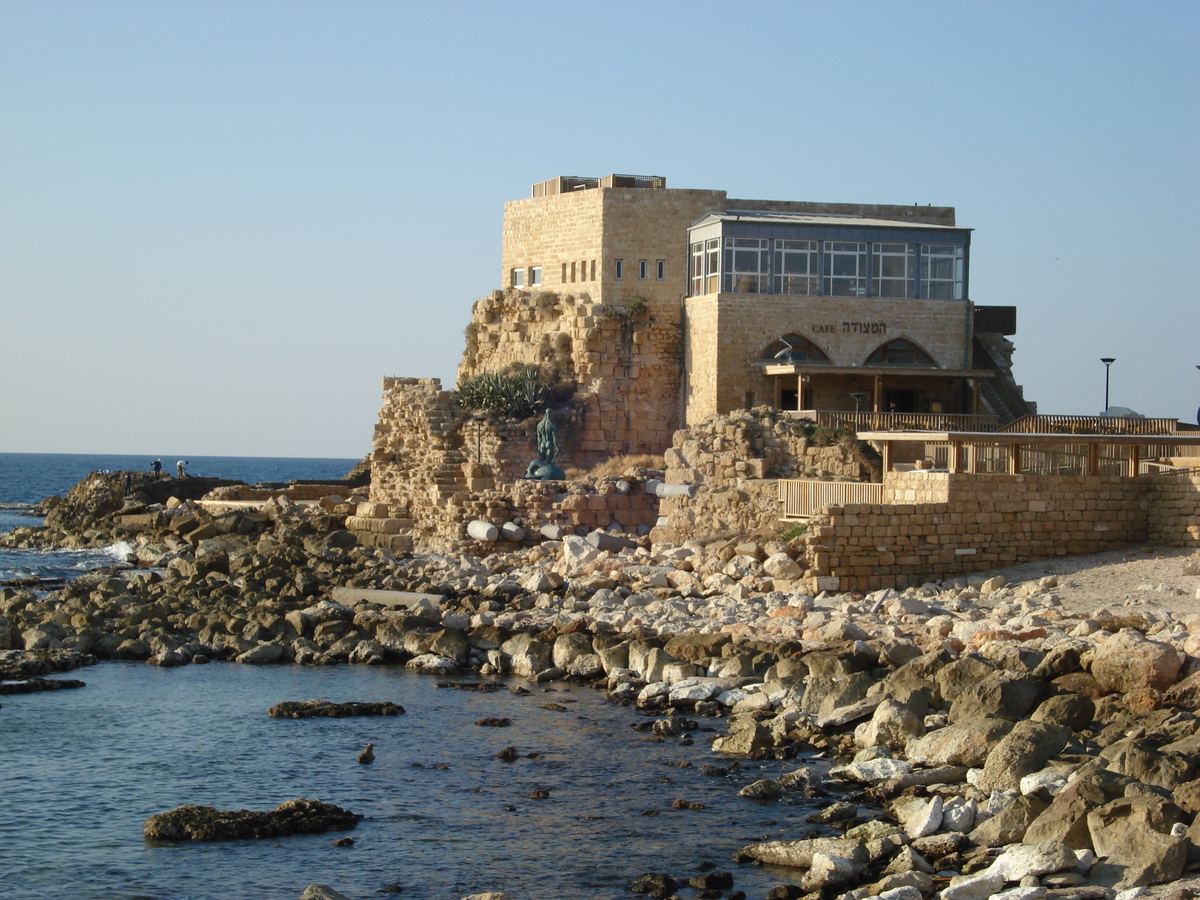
[{"xmin": 688, "ymin": 211, "xmax": 971, "ymax": 300}]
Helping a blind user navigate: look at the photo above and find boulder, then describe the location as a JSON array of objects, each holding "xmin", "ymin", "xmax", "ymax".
[
  {"xmin": 735, "ymin": 836, "xmax": 868, "ymax": 869},
  {"xmin": 976, "ymin": 720, "xmax": 1071, "ymax": 792},
  {"xmin": 969, "ymin": 794, "xmax": 1049, "ymax": 847},
  {"xmin": 949, "ymin": 674, "xmax": 1040, "ymax": 723},
  {"xmin": 1090, "ymin": 629, "xmax": 1183, "ymax": 694},
  {"xmin": 145, "ymin": 799, "xmax": 360, "ymax": 841},
  {"xmin": 1022, "ymin": 766, "xmax": 1129, "ymax": 851},
  {"xmin": 299, "ymin": 886, "xmax": 355, "ymax": 900},
  {"xmin": 987, "ymin": 841, "xmax": 1079, "ymax": 882},
  {"xmin": 267, "ymin": 699, "xmax": 404, "ymax": 718},
  {"xmin": 1030, "ymin": 693, "xmax": 1095, "ymax": 732},
  {"xmin": 854, "ymin": 698, "xmax": 925, "ymax": 750},
  {"xmin": 713, "ymin": 721, "xmax": 772, "ymax": 755},
  {"xmin": 906, "ymin": 717, "xmax": 1015, "ymax": 767},
  {"xmin": 1086, "ymin": 795, "xmax": 1188, "ymax": 859}
]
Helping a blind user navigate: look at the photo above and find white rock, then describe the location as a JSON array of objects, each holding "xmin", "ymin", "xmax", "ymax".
[
  {"xmin": 466, "ymin": 520, "xmax": 498, "ymax": 541},
  {"xmin": 830, "ymin": 758, "xmax": 913, "ymax": 784},
  {"xmin": 987, "ymin": 841, "xmax": 1078, "ymax": 882},
  {"xmin": 899, "ymin": 795, "xmax": 942, "ymax": 839},
  {"xmin": 637, "ymin": 682, "xmax": 670, "ymax": 704},
  {"xmin": 941, "ymin": 870, "xmax": 1005, "ymax": 900},
  {"xmin": 1019, "ymin": 769, "xmax": 1068, "ymax": 797}
]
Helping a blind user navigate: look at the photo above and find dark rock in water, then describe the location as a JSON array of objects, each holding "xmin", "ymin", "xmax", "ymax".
[
  {"xmin": 267, "ymin": 699, "xmax": 404, "ymax": 718},
  {"xmin": 436, "ymin": 681, "xmax": 505, "ymax": 692},
  {"xmin": 474, "ymin": 717, "xmax": 512, "ymax": 727},
  {"xmin": 331, "ymin": 836, "xmax": 355, "ymax": 847},
  {"xmin": 357, "ymin": 742, "xmax": 374, "ymax": 764},
  {"xmin": 144, "ymin": 798, "xmax": 361, "ymax": 841},
  {"xmin": 299, "ymin": 886, "xmax": 357, "ymax": 900},
  {"xmin": 529, "ymin": 788, "xmax": 550, "ymax": 799},
  {"xmin": 631, "ymin": 872, "xmax": 680, "ymax": 898},
  {"xmin": 688, "ymin": 871, "xmax": 734, "ymax": 890},
  {"xmin": 0, "ymin": 677, "xmax": 86, "ymax": 695},
  {"xmin": 496, "ymin": 746, "xmax": 519, "ymax": 762}
]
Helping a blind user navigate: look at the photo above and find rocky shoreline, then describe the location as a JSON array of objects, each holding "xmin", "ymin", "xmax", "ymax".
[{"xmin": 3, "ymin": 472, "xmax": 1200, "ymax": 900}]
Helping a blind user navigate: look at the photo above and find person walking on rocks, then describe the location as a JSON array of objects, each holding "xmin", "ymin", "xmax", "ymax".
[
  {"xmin": 176, "ymin": 460, "xmax": 188, "ymax": 478},
  {"xmin": 152, "ymin": 459, "xmax": 162, "ymax": 478},
  {"xmin": 123, "ymin": 472, "xmax": 132, "ymax": 496}
]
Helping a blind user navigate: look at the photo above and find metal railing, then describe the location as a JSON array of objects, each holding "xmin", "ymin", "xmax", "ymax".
[{"xmin": 779, "ymin": 479, "xmax": 883, "ymax": 519}]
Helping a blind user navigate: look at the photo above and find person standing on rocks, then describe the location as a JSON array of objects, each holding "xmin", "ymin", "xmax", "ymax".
[
  {"xmin": 176, "ymin": 460, "xmax": 188, "ymax": 478},
  {"xmin": 123, "ymin": 472, "xmax": 132, "ymax": 496},
  {"xmin": 152, "ymin": 459, "xmax": 162, "ymax": 478}
]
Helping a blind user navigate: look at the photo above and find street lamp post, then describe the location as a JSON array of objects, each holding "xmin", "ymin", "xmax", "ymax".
[{"xmin": 1100, "ymin": 358, "xmax": 1115, "ymax": 412}]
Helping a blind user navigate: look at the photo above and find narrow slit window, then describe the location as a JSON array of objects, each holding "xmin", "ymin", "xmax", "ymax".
[
  {"xmin": 638, "ymin": 260, "xmax": 648, "ymax": 281},
  {"xmin": 614, "ymin": 259, "xmax": 624, "ymax": 280},
  {"xmin": 656, "ymin": 259, "xmax": 666, "ymax": 280}
]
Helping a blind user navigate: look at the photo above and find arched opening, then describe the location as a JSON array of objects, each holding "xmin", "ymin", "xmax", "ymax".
[
  {"xmin": 865, "ymin": 338, "xmax": 937, "ymax": 367},
  {"xmin": 762, "ymin": 333, "xmax": 831, "ymax": 364}
]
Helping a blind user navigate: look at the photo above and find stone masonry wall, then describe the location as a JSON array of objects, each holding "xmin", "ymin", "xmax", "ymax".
[
  {"xmin": 682, "ymin": 293, "xmax": 971, "ymax": 423},
  {"xmin": 459, "ymin": 289, "xmax": 681, "ymax": 460},
  {"xmin": 356, "ymin": 377, "xmax": 660, "ymax": 554},
  {"xmin": 651, "ymin": 408, "xmax": 876, "ymax": 544},
  {"xmin": 797, "ymin": 472, "xmax": 1152, "ymax": 593},
  {"xmin": 1146, "ymin": 471, "xmax": 1200, "ymax": 547}
]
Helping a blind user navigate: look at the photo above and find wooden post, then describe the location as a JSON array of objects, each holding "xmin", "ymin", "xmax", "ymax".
[
  {"xmin": 873, "ymin": 374, "xmax": 883, "ymax": 412},
  {"xmin": 949, "ymin": 440, "xmax": 962, "ymax": 473},
  {"xmin": 1009, "ymin": 442, "xmax": 1022, "ymax": 475},
  {"xmin": 881, "ymin": 439, "xmax": 893, "ymax": 474},
  {"xmin": 1129, "ymin": 444, "xmax": 1141, "ymax": 477},
  {"xmin": 1087, "ymin": 443, "xmax": 1099, "ymax": 476}
]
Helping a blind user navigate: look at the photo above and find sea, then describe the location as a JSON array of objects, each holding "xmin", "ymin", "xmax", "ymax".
[{"xmin": 0, "ymin": 453, "xmax": 816, "ymax": 900}]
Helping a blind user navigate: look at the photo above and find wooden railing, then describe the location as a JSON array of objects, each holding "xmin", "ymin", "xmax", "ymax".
[
  {"xmin": 1000, "ymin": 415, "xmax": 1179, "ymax": 435},
  {"xmin": 789, "ymin": 410, "xmax": 1001, "ymax": 433},
  {"xmin": 779, "ymin": 479, "xmax": 883, "ymax": 519}
]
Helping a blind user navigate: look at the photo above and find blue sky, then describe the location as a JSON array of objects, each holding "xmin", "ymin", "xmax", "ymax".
[{"xmin": 2, "ymin": 0, "xmax": 1197, "ymax": 457}]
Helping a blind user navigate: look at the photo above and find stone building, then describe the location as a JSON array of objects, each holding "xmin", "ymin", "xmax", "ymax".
[{"xmin": 487, "ymin": 173, "xmax": 1030, "ymax": 456}]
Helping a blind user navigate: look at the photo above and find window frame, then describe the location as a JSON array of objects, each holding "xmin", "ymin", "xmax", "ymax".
[
  {"xmin": 921, "ymin": 244, "xmax": 964, "ymax": 300},
  {"xmin": 822, "ymin": 242, "xmax": 868, "ymax": 297},
  {"xmin": 530, "ymin": 266, "xmax": 542, "ymax": 287},
  {"xmin": 638, "ymin": 259, "xmax": 648, "ymax": 281},
  {"xmin": 872, "ymin": 243, "xmax": 914, "ymax": 299},
  {"xmin": 656, "ymin": 259, "xmax": 666, "ymax": 280},
  {"xmin": 773, "ymin": 239, "xmax": 819, "ymax": 296},
  {"xmin": 614, "ymin": 259, "xmax": 624, "ymax": 280},
  {"xmin": 511, "ymin": 267, "xmax": 525, "ymax": 289},
  {"xmin": 723, "ymin": 237, "xmax": 771, "ymax": 294}
]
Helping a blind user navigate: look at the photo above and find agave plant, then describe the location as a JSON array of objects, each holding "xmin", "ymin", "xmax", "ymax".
[{"xmin": 455, "ymin": 367, "xmax": 551, "ymax": 420}]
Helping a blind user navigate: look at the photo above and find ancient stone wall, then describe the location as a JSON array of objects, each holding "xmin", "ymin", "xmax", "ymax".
[
  {"xmin": 459, "ymin": 289, "xmax": 681, "ymax": 460},
  {"xmin": 1146, "ymin": 471, "xmax": 1200, "ymax": 547},
  {"xmin": 357, "ymin": 377, "xmax": 660, "ymax": 553},
  {"xmin": 797, "ymin": 472, "xmax": 1153, "ymax": 593},
  {"xmin": 651, "ymin": 408, "xmax": 876, "ymax": 544}
]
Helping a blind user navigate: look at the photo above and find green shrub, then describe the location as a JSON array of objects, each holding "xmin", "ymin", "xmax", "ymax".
[{"xmin": 455, "ymin": 367, "xmax": 552, "ymax": 420}]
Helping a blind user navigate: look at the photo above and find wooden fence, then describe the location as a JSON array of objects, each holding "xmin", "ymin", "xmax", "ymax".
[{"xmin": 779, "ymin": 479, "xmax": 883, "ymax": 519}]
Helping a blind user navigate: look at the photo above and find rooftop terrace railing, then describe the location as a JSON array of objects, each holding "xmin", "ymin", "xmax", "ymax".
[
  {"xmin": 1000, "ymin": 415, "xmax": 1179, "ymax": 435},
  {"xmin": 789, "ymin": 410, "xmax": 1001, "ymax": 433}
]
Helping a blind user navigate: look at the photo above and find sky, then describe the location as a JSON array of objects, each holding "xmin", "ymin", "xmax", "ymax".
[{"xmin": 2, "ymin": 0, "xmax": 1197, "ymax": 458}]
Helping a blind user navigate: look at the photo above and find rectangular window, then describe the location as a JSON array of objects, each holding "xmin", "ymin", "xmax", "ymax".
[
  {"xmin": 511, "ymin": 268, "xmax": 525, "ymax": 289},
  {"xmin": 589, "ymin": 260, "xmax": 595, "ymax": 281},
  {"xmin": 614, "ymin": 259, "xmax": 623, "ymax": 280},
  {"xmin": 922, "ymin": 245, "xmax": 964, "ymax": 299},
  {"xmin": 656, "ymin": 259, "xmax": 666, "ymax": 280},
  {"xmin": 705, "ymin": 239, "xmax": 720, "ymax": 293},
  {"xmin": 561, "ymin": 263, "xmax": 567, "ymax": 283},
  {"xmin": 570, "ymin": 261, "xmax": 576, "ymax": 283},
  {"xmin": 638, "ymin": 260, "xmax": 648, "ymax": 280},
  {"xmin": 774, "ymin": 240, "xmax": 818, "ymax": 295},
  {"xmin": 723, "ymin": 237, "xmax": 770, "ymax": 293},
  {"xmin": 691, "ymin": 242, "xmax": 704, "ymax": 295},
  {"xmin": 822, "ymin": 242, "xmax": 867, "ymax": 296},
  {"xmin": 872, "ymin": 243, "xmax": 914, "ymax": 298},
  {"xmin": 530, "ymin": 266, "xmax": 542, "ymax": 287}
]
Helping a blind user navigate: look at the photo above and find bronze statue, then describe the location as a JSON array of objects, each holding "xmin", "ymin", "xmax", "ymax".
[{"xmin": 525, "ymin": 409, "xmax": 565, "ymax": 480}]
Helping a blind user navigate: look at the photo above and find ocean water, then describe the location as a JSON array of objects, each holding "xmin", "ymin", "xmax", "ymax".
[
  {"xmin": 1, "ymin": 650, "xmax": 815, "ymax": 900},
  {"xmin": 0, "ymin": 455, "xmax": 823, "ymax": 899},
  {"xmin": 0, "ymin": 453, "xmax": 360, "ymax": 582},
  {"xmin": 0, "ymin": 452, "xmax": 363, "ymax": 506}
]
